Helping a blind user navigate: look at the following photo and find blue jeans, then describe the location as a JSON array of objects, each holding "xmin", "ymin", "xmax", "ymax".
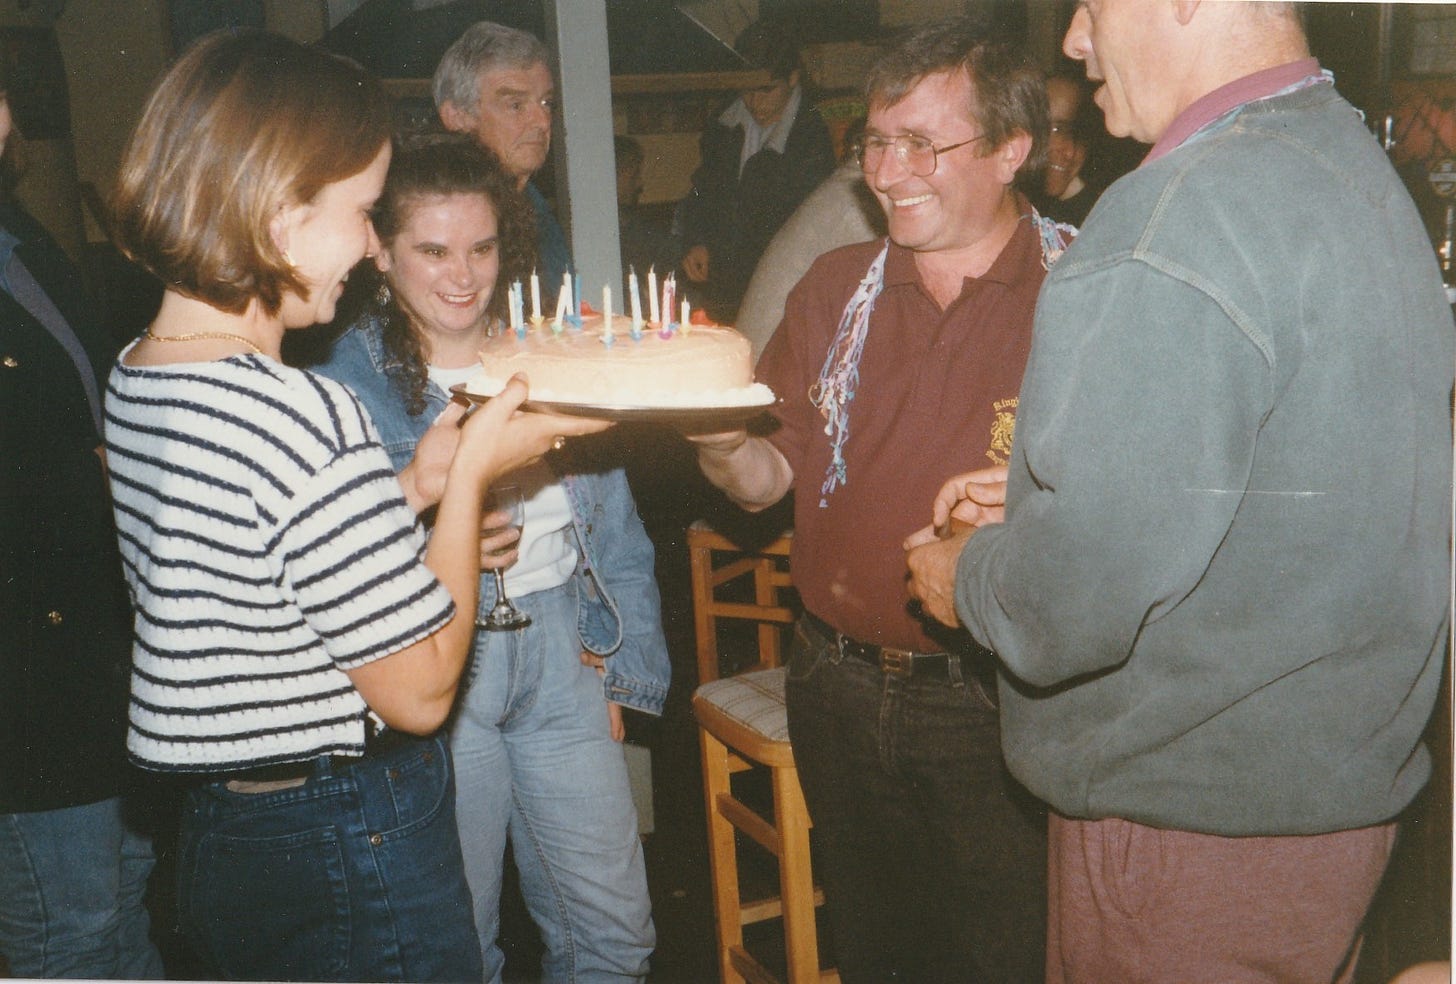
[
  {"xmin": 0, "ymin": 796, "xmax": 165, "ymax": 979},
  {"xmin": 785, "ymin": 616, "xmax": 1047, "ymax": 984},
  {"xmin": 452, "ymin": 580, "xmax": 654, "ymax": 983},
  {"xmin": 174, "ymin": 734, "xmax": 481, "ymax": 982}
]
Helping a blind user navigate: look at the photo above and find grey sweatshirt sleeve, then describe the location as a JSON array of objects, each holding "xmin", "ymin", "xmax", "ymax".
[{"xmin": 953, "ymin": 258, "xmax": 1273, "ymax": 688}]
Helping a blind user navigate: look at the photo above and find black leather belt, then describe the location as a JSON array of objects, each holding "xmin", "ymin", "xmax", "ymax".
[
  {"xmin": 804, "ymin": 612, "xmax": 996, "ymax": 689},
  {"xmin": 207, "ymin": 726, "xmax": 417, "ymax": 785}
]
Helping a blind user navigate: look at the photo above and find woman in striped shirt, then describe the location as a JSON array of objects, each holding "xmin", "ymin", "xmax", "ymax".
[{"xmin": 102, "ymin": 30, "xmax": 607, "ymax": 982}]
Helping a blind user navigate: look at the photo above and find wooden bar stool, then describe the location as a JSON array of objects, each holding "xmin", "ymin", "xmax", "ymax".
[
  {"xmin": 689, "ymin": 524, "xmax": 837, "ymax": 984},
  {"xmin": 686, "ymin": 520, "xmax": 795, "ymax": 685}
]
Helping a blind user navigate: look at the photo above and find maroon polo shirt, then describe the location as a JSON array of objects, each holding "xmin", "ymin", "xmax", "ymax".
[{"xmin": 756, "ymin": 205, "xmax": 1045, "ymax": 652}]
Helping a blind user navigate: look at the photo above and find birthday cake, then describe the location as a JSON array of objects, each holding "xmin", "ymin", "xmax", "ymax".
[{"xmin": 469, "ymin": 314, "xmax": 771, "ymax": 409}]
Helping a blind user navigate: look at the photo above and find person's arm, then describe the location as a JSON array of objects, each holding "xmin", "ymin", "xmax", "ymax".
[
  {"xmin": 904, "ymin": 466, "xmax": 1009, "ymax": 628},
  {"xmin": 574, "ymin": 468, "xmax": 671, "ymax": 722},
  {"xmin": 678, "ymin": 121, "xmax": 737, "ymax": 277},
  {"xmin": 396, "ymin": 402, "xmax": 466, "ymax": 514},
  {"xmin": 692, "ymin": 429, "xmax": 793, "ymax": 511},
  {"xmin": 946, "ymin": 264, "xmax": 1270, "ymax": 688},
  {"xmin": 348, "ymin": 378, "xmax": 610, "ymax": 732}
]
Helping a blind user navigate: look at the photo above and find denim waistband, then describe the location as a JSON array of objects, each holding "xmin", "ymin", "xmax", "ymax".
[{"xmin": 195, "ymin": 726, "xmax": 421, "ymax": 787}]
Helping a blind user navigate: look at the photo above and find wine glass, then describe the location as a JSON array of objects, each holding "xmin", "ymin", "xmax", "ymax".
[{"xmin": 478, "ymin": 485, "xmax": 531, "ymax": 631}]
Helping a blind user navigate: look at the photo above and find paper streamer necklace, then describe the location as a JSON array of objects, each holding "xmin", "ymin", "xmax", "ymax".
[{"xmin": 809, "ymin": 210, "xmax": 1075, "ymax": 507}]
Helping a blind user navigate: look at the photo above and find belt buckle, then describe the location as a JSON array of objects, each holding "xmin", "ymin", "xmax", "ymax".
[{"xmin": 879, "ymin": 648, "xmax": 915, "ymax": 678}]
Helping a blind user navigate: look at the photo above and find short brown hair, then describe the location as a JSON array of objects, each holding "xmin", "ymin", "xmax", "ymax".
[
  {"xmin": 865, "ymin": 16, "xmax": 1047, "ymax": 175},
  {"xmin": 110, "ymin": 30, "xmax": 390, "ymax": 317}
]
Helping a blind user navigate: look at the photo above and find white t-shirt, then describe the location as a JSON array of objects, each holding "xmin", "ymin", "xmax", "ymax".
[{"xmin": 428, "ymin": 364, "xmax": 577, "ymax": 596}]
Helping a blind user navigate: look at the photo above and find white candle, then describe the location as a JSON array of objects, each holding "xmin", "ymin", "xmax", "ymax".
[
  {"xmin": 553, "ymin": 286, "xmax": 568, "ymax": 331},
  {"xmin": 680, "ymin": 298, "xmax": 690, "ymax": 331},
  {"xmin": 628, "ymin": 269, "xmax": 642, "ymax": 328},
  {"xmin": 530, "ymin": 270, "xmax": 541, "ymax": 320},
  {"xmin": 602, "ymin": 285, "xmax": 614, "ymax": 346},
  {"xmin": 647, "ymin": 267, "xmax": 660, "ymax": 324},
  {"xmin": 508, "ymin": 281, "xmax": 521, "ymax": 332}
]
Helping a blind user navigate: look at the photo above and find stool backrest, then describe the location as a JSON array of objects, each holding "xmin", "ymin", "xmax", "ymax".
[{"xmin": 687, "ymin": 521, "xmax": 797, "ymax": 684}]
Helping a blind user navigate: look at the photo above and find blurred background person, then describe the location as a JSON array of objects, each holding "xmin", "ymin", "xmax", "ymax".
[
  {"xmin": 315, "ymin": 133, "xmax": 664, "ymax": 984},
  {"xmin": 1032, "ymin": 70, "xmax": 1104, "ymax": 227},
  {"xmin": 436, "ymin": 21, "xmax": 570, "ymax": 308},
  {"xmin": 734, "ymin": 117, "xmax": 885, "ymax": 362},
  {"xmin": 0, "ymin": 45, "xmax": 166, "ymax": 983},
  {"xmin": 615, "ymin": 135, "xmax": 683, "ymax": 283},
  {"xmin": 677, "ymin": 16, "xmax": 836, "ymax": 322},
  {"xmin": 105, "ymin": 31, "xmax": 603, "ymax": 981}
]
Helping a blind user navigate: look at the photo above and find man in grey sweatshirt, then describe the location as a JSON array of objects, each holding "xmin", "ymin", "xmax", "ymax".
[{"xmin": 906, "ymin": 3, "xmax": 1453, "ymax": 982}]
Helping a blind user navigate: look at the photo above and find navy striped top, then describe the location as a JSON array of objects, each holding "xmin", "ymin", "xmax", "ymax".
[{"xmin": 104, "ymin": 350, "xmax": 454, "ymax": 773}]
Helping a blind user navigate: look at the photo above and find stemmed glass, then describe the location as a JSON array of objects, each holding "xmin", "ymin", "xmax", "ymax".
[{"xmin": 478, "ymin": 484, "xmax": 531, "ymax": 631}]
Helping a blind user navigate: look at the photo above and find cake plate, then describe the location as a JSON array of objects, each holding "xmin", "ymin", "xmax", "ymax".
[{"xmin": 448, "ymin": 384, "xmax": 776, "ymax": 431}]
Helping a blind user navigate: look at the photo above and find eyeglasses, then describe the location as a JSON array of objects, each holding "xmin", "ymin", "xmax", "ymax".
[{"xmin": 854, "ymin": 132, "xmax": 987, "ymax": 177}]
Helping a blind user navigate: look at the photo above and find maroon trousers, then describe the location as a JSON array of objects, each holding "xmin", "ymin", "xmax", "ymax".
[{"xmin": 1048, "ymin": 814, "xmax": 1397, "ymax": 984}]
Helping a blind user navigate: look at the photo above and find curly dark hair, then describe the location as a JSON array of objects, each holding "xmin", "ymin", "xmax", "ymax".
[{"xmin": 370, "ymin": 131, "xmax": 538, "ymax": 415}]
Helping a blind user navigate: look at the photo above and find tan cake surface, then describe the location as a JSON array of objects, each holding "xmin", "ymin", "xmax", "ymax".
[{"xmin": 470, "ymin": 315, "xmax": 771, "ymax": 408}]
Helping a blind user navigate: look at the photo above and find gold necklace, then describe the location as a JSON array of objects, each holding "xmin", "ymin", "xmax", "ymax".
[{"xmin": 144, "ymin": 328, "xmax": 266, "ymax": 355}]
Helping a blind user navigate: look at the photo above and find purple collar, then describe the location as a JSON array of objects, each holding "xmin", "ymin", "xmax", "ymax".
[{"xmin": 1144, "ymin": 58, "xmax": 1325, "ymax": 165}]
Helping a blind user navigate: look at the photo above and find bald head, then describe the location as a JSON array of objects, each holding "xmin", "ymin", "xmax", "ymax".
[{"xmin": 1062, "ymin": 0, "xmax": 1309, "ymax": 144}]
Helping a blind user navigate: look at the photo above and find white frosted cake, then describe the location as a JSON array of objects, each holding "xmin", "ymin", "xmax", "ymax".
[{"xmin": 469, "ymin": 315, "xmax": 773, "ymax": 408}]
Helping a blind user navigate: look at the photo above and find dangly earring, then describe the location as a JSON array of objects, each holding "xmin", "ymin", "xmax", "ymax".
[{"xmin": 375, "ymin": 281, "xmax": 392, "ymax": 308}]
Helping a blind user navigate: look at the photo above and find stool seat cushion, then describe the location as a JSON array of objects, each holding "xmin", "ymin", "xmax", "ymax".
[{"xmin": 690, "ymin": 669, "xmax": 786, "ymax": 745}]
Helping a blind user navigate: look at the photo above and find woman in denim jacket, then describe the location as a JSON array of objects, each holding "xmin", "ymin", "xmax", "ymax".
[{"xmin": 315, "ymin": 134, "xmax": 667, "ymax": 983}]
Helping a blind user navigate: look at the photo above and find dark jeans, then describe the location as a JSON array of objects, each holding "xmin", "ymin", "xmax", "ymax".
[
  {"xmin": 176, "ymin": 734, "xmax": 481, "ymax": 982},
  {"xmin": 785, "ymin": 616, "xmax": 1047, "ymax": 984}
]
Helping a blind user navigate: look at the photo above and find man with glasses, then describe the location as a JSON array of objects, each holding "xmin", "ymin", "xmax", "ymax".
[{"xmin": 691, "ymin": 17, "xmax": 1056, "ymax": 982}]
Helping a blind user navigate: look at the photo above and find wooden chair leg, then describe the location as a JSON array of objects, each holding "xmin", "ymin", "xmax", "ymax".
[
  {"xmin": 700, "ymin": 726, "xmax": 746, "ymax": 983},
  {"xmin": 774, "ymin": 763, "xmax": 821, "ymax": 984}
]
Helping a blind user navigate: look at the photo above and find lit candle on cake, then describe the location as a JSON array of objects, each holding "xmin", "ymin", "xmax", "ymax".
[
  {"xmin": 647, "ymin": 267, "xmax": 660, "ymax": 325},
  {"xmin": 680, "ymin": 298, "xmax": 691, "ymax": 334},
  {"xmin": 601, "ymin": 285, "xmax": 614, "ymax": 348},
  {"xmin": 529, "ymin": 270, "xmax": 542, "ymax": 323}
]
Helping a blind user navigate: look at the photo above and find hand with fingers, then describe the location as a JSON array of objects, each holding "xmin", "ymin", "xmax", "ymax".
[
  {"xmin": 580, "ymin": 651, "xmax": 626, "ymax": 741},
  {"xmin": 902, "ymin": 465, "xmax": 1010, "ymax": 629}
]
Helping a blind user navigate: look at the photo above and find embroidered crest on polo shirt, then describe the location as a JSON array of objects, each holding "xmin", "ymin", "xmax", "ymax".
[{"xmin": 988, "ymin": 397, "xmax": 1018, "ymax": 464}]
